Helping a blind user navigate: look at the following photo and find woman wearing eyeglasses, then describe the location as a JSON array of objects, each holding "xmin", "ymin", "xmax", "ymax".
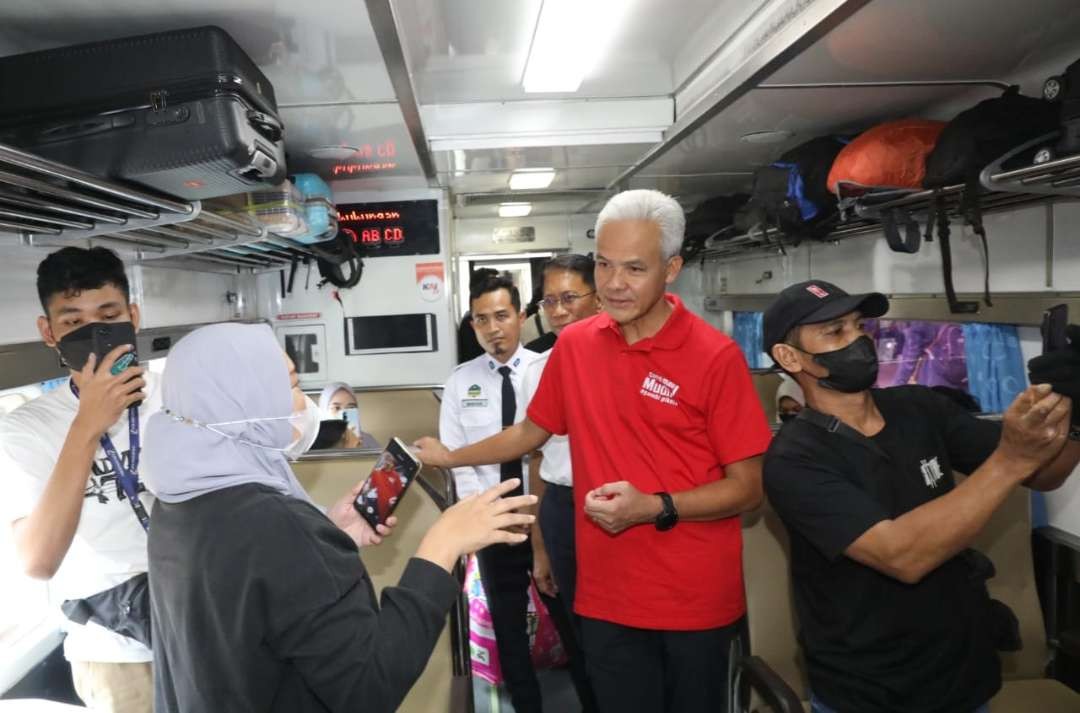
[{"xmin": 522, "ymin": 253, "xmax": 602, "ymax": 712}]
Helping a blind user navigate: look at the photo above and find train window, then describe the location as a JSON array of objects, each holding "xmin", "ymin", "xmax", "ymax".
[
  {"xmin": 734, "ymin": 311, "xmax": 1026, "ymax": 414},
  {"xmin": 0, "ymin": 360, "xmax": 165, "ymax": 689},
  {"xmin": 0, "ymin": 379, "xmax": 61, "ymax": 691}
]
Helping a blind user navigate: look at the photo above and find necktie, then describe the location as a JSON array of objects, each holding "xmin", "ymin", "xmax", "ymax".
[{"xmin": 498, "ymin": 365, "xmax": 524, "ymax": 496}]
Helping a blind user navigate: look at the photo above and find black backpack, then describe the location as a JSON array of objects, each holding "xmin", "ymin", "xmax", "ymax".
[
  {"xmin": 312, "ymin": 229, "xmax": 364, "ymax": 289},
  {"xmin": 681, "ymin": 193, "xmax": 749, "ymax": 261},
  {"xmin": 922, "ymin": 86, "xmax": 1058, "ymax": 313},
  {"xmin": 750, "ymin": 136, "xmax": 848, "ymax": 244},
  {"xmin": 1044, "ymin": 57, "xmax": 1080, "ymax": 154}
]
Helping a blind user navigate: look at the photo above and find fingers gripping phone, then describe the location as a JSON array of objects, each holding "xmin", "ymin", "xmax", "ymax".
[
  {"xmin": 1042, "ymin": 304, "xmax": 1068, "ymax": 355},
  {"xmin": 353, "ymin": 437, "xmax": 422, "ymax": 529}
]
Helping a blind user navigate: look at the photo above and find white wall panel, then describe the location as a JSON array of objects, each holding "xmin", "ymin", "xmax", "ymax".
[
  {"xmin": 1050, "ymin": 201, "xmax": 1080, "ymax": 290},
  {"xmin": 0, "ymin": 246, "xmax": 251, "ymax": 346},
  {"xmin": 256, "ymin": 188, "xmax": 454, "ymax": 390},
  {"xmin": 453, "ymin": 214, "xmax": 596, "ymax": 256}
]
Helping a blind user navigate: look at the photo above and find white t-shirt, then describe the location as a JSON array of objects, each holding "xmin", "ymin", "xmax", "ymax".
[
  {"xmin": 0, "ymin": 374, "xmax": 161, "ymax": 663},
  {"xmin": 521, "ymin": 352, "xmax": 573, "ymax": 487}
]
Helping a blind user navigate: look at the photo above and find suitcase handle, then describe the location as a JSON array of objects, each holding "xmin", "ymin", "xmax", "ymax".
[{"xmin": 248, "ymin": 111, "xmax": 283, "ymax": 143}]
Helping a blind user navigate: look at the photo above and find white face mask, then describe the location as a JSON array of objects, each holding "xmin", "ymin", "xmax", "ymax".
[
  {"xmin": 286, "ymin": 395, "xmax": 322, "ymax": 460},
  {"xmin": 162, "ymin": 394, "xmax": 322, "ymax": 460}
]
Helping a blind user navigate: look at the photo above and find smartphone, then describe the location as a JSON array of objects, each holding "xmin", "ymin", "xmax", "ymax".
[
  {"xmin": 352, "ymin": 437, "xmax": 422, "ymax": 529},
  {"xmin": 1041, "ymin": 304, "xmax": 1068, "ymax": 354},
  {"xmin": 91, "ymin": 322, "xmax": 139, "ymax": 371},
  {"xmin": 341, "ymin": 407, "xmax": 360, "ymax": 434}
]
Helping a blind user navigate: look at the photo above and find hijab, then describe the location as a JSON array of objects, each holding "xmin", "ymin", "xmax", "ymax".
[
  {"xmin": 144, "ymin": 323, "xmax": 311, "ymax": 504},
  {"xmin": 318, "ymin": 381, "xmax": 357, "ymax": 418}
]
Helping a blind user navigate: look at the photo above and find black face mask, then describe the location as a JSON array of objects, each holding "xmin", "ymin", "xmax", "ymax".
[
  {"xmin": 802, "ymin": 335, "xmax": 879, "ymax": 393},
  {"xmin": 779, "ymin": 412, "xmax": 798, "ymax": 423},
  {"xmin": 56, "ymin": 321, "xmax": 137, "ymax": 372}
]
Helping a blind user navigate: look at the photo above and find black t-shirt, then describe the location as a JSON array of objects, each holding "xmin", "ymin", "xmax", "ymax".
[
  {"xmin": 525, "ymin": 330, "xmax": 557, "ymax": 353},
  {"xmin": 149, "ymin": 483, "xmax": 459, "ymax": 713},
  {"xmin": 763, "ymin": 386, "xmax": 1004, "ymax": 713}
]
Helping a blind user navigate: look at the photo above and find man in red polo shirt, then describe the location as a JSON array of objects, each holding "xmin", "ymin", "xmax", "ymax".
[{"xmin": 416, "ymin": 189, "xmax": 772, "ymax": 712}]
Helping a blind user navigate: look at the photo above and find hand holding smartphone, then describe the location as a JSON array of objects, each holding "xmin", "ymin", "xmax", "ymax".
[{"xmin": 353, "ymin": 437, "xmax": 422, "ymax": 530}]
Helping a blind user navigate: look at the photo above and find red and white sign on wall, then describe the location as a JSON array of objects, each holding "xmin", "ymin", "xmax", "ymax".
[{"xmin": 415, "ymin": 262, "xmax": 445, "ymax": 303}]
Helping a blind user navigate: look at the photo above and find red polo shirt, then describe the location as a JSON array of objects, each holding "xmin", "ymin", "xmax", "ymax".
[{"xmin": 527, "ymin": 294, "xmax": 771, "ymax": 630}]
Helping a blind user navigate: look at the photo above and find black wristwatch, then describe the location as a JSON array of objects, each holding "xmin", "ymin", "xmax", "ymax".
[{"xmin": 654, "ymin": 492, "xmax": 678, "ymax": 531}]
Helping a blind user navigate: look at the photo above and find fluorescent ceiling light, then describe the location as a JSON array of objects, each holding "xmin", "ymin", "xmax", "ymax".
[
  {"xmin": 509, "ymin": 169, "xmax": 556, "ymax": 190},
  {"xmin": 498, "ymin": 203, "xmax": 533, "ymax": 218},
  {"xmin": 430, "ymin": 128, "xmax": 663, "ymax": 152},
  {"xmin": 309, "ymin": 145, "xmax": 360, "ymax": 160},
  {"xmin": 522, "ymin": 0, "xmax": 632, "ymax": 93}
]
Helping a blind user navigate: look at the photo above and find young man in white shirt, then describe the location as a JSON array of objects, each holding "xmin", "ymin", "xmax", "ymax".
[
  {"xmin": 439, "ymin": 273, "xmax": 545, "ymax": 713},
  {"xmin": 1, "ymin": 247, "xmax": 154, "ymax": 712},
  {"xmin": 523, "ymin": 254, "xmax": 601, "ymax": 713}
]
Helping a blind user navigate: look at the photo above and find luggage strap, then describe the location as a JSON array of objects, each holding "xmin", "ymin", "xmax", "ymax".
[
  {"xmin": 961, "ymin": 175, "xmax": 993, "ymax": 308},
  {"xmin": 930, "ymin": 193, "xmax": 980, "ymax": 314},
  {"xmin": 795, "ymin": 407, "xmax": 891, "ymax": 462},
  {"xmin": 882, "ymin": 208, "xmax": 922, "ymax": 254}
]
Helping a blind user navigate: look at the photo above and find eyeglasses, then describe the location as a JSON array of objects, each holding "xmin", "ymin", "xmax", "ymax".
[{"xmin": 538, "ymin": 291, "xmax": 595, "ymax": 310}]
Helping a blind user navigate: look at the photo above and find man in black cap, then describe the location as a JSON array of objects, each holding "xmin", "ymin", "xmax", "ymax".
[{"xmin": 761, "ymin": 280, "xmax": 1080, "ymax": 713}]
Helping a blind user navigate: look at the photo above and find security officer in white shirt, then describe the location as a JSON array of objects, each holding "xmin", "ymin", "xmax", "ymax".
[{"xmin": 440, "ymin": 272, "xmax": 544, "ymax": 713}]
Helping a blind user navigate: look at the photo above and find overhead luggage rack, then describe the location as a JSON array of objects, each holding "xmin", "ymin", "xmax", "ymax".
[
  {"xmin": 981, "ymin": 132, "xmax": 1080, "ymax": 197},
  {"xmin": 848, "ymin": 182, "xmax": 1047, "ymax": 222},
  {"xmin": 698, "ymin": 216, "xmax": 881, "ymax": 262},
  {"xmin": 0, "ymin": 142, "xmax": 324, "ymax": 272}
]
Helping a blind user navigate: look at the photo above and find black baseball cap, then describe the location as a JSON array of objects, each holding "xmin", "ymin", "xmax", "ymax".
[{"xmin": 763, "ymin": 280, "xmax": 889, "ymax": 361}]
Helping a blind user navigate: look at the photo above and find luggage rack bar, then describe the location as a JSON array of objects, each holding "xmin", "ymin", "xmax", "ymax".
[
  {"xmin": 0, "ymin": 142, "xmax": 327, "ymax": 269},
  {"xmin": 699, "ymin": 217, "xmax": 880, "ymax": 261},
  {"xmin": 982, "ymin": 132, "xmax": 1080, "ymax": 198}
]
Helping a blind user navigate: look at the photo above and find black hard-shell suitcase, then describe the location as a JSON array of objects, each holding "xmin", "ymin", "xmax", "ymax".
[{"xmin": 0, "ymin": 26, "xmax": 285, "ymax": 200}]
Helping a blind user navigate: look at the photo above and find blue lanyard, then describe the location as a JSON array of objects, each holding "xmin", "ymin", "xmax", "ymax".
[{"xmin": 69, "ymin": 380, "xmax": 149, "ymax": 532}]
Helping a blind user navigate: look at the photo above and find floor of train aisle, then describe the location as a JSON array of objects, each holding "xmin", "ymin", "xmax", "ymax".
[{"xmin": 472, "ymin": 668, "xmax": 579, "ymax": 713}]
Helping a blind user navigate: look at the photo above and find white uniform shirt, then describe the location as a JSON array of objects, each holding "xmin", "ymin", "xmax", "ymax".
[
  {"xmin": 521, "ymin": 351, "xmax": 573, "ymax": 487},
  {"xmin": 440, "ymin": 344, "xmax": 540, "ymax": 499},
  {"xmin": 0, "ymin": 374, "xmax": 161, "ymax": 664}
]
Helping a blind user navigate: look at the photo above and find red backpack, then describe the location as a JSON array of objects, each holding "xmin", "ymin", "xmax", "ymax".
[{"xmin": 827, "ymin": 118, "xmax": 946, "ymax": 194}]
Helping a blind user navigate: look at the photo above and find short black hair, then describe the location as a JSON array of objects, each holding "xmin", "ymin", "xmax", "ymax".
[
  {"xmin": 469, "ymin": 272, "xmax": 521, "ymax": 312},
  {"xmin": 469, "ymin": 267, "xmax": 499, "ymax": 289},
  {"xmin": 543, "ymin": 253, "xmax": 595, "ymax": 289},
  {"xmin": 36, "ymin": 247, "xmax": 130, "ymax": 313}
]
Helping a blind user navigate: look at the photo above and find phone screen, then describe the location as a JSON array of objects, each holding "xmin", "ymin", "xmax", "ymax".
[{"xmin": 353, "ymin": 437, "xmax": 421, "ymax": 529}]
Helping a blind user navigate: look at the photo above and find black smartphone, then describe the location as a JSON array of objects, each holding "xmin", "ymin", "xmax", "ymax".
[
  {"xmin": 1041, "ymin": 304, "xmax": 1068, "ymax": 355},
  {"xmin": 352, "ymin": 437, "xmax": 422, "ymax": 529}
]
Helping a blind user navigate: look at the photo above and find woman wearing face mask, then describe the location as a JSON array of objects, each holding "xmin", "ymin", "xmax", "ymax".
[
  {"xmin": 775, "ymin": 376, "xmax": 805, "ymax": 424},
  {"xmin": 144, "ymin": 323, "xmax": 537, "ymax": 713},
  {"xmin": 318, "ymin": 381, "xmax": 380, "ymax": 449}
]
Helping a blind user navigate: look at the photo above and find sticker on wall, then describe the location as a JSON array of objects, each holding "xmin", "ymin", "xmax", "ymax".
[
  {"xmin": 276, "ymin": 312, "xmax": 322, "ymax": 321},
  {"xmin": 416, "ymin": 261, "xmax": 445, "ymax": 303}
]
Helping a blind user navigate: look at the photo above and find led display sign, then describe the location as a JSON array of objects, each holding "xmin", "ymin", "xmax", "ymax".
[{"xmin": 336, "ymin": 199, "xmax": 439, "ymax": 257}]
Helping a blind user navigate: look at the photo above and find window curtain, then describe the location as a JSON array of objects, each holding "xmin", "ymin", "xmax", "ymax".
[
  {"xmin": 733, "ymin": 311, "xmax": 768, "ymax": 369},
  {"xmin": 961, "ymin": 323, "xmax": 1026, "ymax": 413}
]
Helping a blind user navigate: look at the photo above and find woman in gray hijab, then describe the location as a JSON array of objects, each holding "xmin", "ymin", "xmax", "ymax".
[
  {"xmin": 317, "ymin": 381, "xmax": 380, "ymax": 449},
  {"xmin": 145, "ymin": 323, "xmax": 535, "ymax": 713}
]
